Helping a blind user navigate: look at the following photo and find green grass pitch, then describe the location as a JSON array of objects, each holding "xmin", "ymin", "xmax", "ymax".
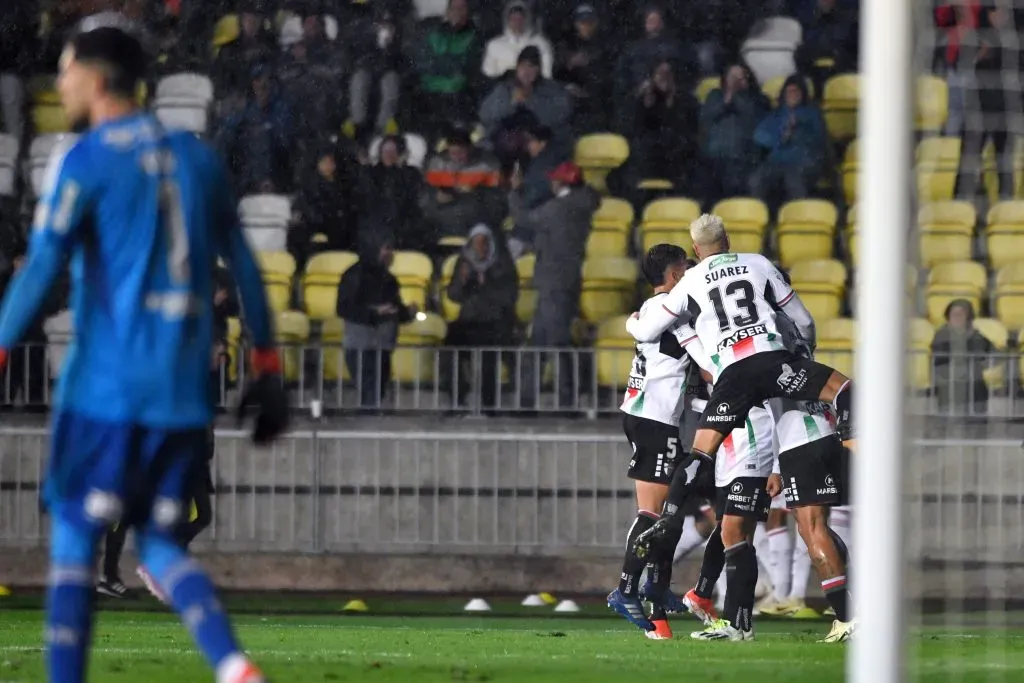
[{"xmin": 1, "ymin": 597, "xmax": 1023, "ymax": 682}]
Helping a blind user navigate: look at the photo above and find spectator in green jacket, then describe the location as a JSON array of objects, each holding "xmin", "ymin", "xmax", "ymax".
[{"xmin": 415, "ymin": 0, "xmax": 484, "ymax": 139}]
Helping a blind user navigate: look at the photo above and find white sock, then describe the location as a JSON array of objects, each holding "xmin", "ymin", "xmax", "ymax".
[
  {"xmin": 673, "ymin": 517, "xmax": 707, "ymax": 563},
  {"xmin": 752, "ymin": 523, "xmax": 773, "ymax": 591},
  {"xmin": 768, "ymin": 527, "xmax": 793, "ymax": 600},
  {"xmin": 715, "ymin": 570, "xmax": 728, "ymax": 611},
  {"xmin": 216, "ymin": 653, "xmax": 253, "ymax": 683},
  {"xmin": 830, "ymin": 507, "xmax": 852, "ymax": 553},
  {"xmin": 789, "ymin": 532, "xmax": 811, "ymax": 601}
]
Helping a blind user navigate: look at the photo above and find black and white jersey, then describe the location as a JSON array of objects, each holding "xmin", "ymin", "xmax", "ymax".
[
  {"xmin": 644, "ymin": 252, "xmax": 797, "ymax": 381},
  {"xmin": 620, "ymin": 293, "xmax": 696, "ymax": 427}
]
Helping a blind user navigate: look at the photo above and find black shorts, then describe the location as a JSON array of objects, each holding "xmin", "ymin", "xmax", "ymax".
[
  {"xmin": 779, "ymin": 437, "xmax": 844, "ymax": 509},
  {"xmin": 715, "ymin": 476, "xmax": 771, "ymax": 521},
  {"xmin": 623, "ymin": 414, "xmax": 680, "ymax": 485},
  {"xmin": 700, "ymin": 351, "xmax": 835, "ymax": 435}
]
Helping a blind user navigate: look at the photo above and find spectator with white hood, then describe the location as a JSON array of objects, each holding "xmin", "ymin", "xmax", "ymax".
[{"xmin": 482, "ymin": 1, "xmax": 554, "ymax": 80}]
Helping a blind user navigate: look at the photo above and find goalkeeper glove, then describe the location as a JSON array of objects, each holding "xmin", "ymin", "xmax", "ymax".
[
  {"xmin": 237, "ymin": 348, "xmax": 289, "ymax": 444},
  {"xmin": 688, "ymin": 451, "xmax": 716, "ymax": 500}
]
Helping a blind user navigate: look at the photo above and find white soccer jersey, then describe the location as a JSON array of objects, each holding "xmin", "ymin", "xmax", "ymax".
[
  {"xmin": 620, "ymin": 293, "xmax": 695, "ymax": 426},
  {"xmin": 657, "ymin": 252, "xmax": 796, "ymax": 381},
  {"xmin": 713, "ymin": 403, "xmax": 776, "ymax": 486},
  {"xmin": 767, "ymin": 398, "xmax": 838, "ymax": 454}
]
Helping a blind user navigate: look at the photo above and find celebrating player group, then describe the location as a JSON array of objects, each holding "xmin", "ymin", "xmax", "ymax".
[{"xmin": 609, "ymin": 214, "xmax": 856, "ymax": 644}]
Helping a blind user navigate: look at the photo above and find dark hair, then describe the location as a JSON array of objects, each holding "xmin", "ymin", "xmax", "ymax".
[
  {"xmin": 944, "ymin": 298, "xmax": 975, "ymax": 322},
  {"xmin": 69, "ymin": 25, "xmax": 147, "ymax": 99},
  {"xmin": 642, "ymin": 243, "xmax": 687, "ymax": 287}
]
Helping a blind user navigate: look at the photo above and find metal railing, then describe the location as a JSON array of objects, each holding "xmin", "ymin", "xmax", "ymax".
[
  {"xmin": 5, "ymin": 342, "xmax": 1024, "ymax": 418},
  {"xmin": 2, "ymin": 427, "xmax": 1023, "ymax": 567}
]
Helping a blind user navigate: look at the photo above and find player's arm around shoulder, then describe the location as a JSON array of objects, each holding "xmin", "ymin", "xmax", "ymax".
[{"xmin": 626, "ymin": 273, "xmax": 690, "ymax": 342}]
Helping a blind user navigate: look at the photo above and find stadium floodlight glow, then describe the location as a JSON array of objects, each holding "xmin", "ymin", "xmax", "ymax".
[{"xmin": 851, "ymin": 0, "xmax": 912, "ymax": 681}]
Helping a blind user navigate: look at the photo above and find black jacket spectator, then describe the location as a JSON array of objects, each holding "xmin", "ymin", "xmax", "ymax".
[
  {"xmin": 555, "ymin": 4, "xmax": 616, "ymax": 134},
  {"xmin": 795, "ymin": 0, "xmax": 859, "ymax": 90},
  {"xmin": 0, "ymin": 1, "xmax": 39, "ymax": 76},
  {"xmin": 336, "ymin": 233, "xmax": 415, "ymax": 409},
  {"xmin": 292, "ymin": 138, "xmax": 360, "ymax": 261},
  {"xmin": 423, "ymin": 128, "xmax": 505, "ymax": 241},
  {"xmin": 443, "ymin": 223, "xmax": 518, "ymax": 409},
  {"xmin": 214, "ymin": 66, "xmax": 294, "ymax": 194},
  {"xmin": 627, "ymin": 60, "xmax": 700, "ymax": 190},
  {"xmin": 277, "ymin": 12, "xmax": 348, "ymax": 144},
  {"xmin": 519, "ymin": 124, "xmax": 565, "ymax": 210},
  {"xmin": 211, "ymin": 5, "xmax": 278, "ymax": 101},
  {"xmin": 356, "ymin": 136, "xmax": 429, "ymax": 252},
  {"xmin": 614, "ymin": 5, "xmax": 698, "ymax": 128},
  {"xmin": 931, "ymin": 299, "xmax": 995, "ymax": 416}
]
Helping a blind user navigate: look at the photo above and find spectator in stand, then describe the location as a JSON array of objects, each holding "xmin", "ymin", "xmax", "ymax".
[
  {"xmin": 480, "ymin": 46, "xmax": 572, "ymax": 168},
  {"xmin": 215, "ymin": 64, "xmax": 294, "ymax": 194},
  {"xmin": 614, "ymin": 4, "xmax": 698, "ymax": 129},
  {"xmin": 956, "ymin": 1, "xmax": 1017, "ymax": 200},
  {"xmin": 277, "ymin": 4, "xmax": 348, "ymax": 144},
  {"xmin": 211, "ymin": 0, "xmax": 277, "ymax": 104},
  {"xmin": 356, "ymin": 135, "xmax": 430, "ymax": 252},
  {"xmin": 292, "ymin": 137, "xmax": 360, "ymax": 263},
  {"xmin": 336, "ymin": 232, "xmax": 418, "ymax": 411},
  {"xmin": 347, "ymin": 2, "xmax": 404, "ymax": 144},
  {"xmin": 935, "ymin": 1, "xmax": 983, "ymax": 136},
  {"xmin": 700, "ymin": 62, "xmax": 768, "ymax": 206},
  {"xmin": 795, "ymin": 0, "xmax": 860, "ymax": 94},
  {"xmin": 423, "ymin": 126, "xmax": 505, "ymax": 241},
  {"xmin": 0, "ymin": 1, "xmax": 38, "ymax": 142},
  {"xmin": 626, "ymin": 59, "xmax": 700, "ymax": 191},
  {"xmin": 415, "ymin": 0, "xmax": 484, "ymax": 141},
  {"xmin": 555, "ymin": 3, "xmax": 615, "ymax": 134},
  {"xmin": 482, "ymin": 1, "xmax": 554, "ymax": 81},
  {"xmin": 519, "ymin": 124, "xmax": 566, "ymax": 210},
  {"xmin": 750, "ymin": 75, "xmax": 827, "ymax": 206},
  {"xmin": 931, "ymin": 299, "xmax": 994, "ymax": 417},
  {"xmin": 442, "ymin": 223, "xmax": 518, "ymax": 411},
  {"xmin": 509, "ymin": 162, "xmax": 599, "ymax": 412}
]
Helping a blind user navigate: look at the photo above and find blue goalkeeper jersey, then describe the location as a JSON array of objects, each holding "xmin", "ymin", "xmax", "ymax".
[{"xmin": 0, "ymin": 112, "xmax": 273, "ymax": 428}]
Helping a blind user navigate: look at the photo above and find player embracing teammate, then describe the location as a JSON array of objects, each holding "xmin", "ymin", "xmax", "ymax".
[{"xmin": 609, "ymin": 213, "xmax": 856, "ymax": 642}]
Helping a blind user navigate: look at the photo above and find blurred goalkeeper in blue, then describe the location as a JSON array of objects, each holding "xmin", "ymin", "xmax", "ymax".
[{"xmin": 0, "ymin": 16, "xmax": 288, "ymax": 683}]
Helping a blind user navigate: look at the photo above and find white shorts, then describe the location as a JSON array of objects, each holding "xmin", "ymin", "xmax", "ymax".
[
  {"xmin": 715, "ymin": 405, "xmax": 775, "ymax": 487},
  {"xmin": 770, "ymin": 493, "xmax": 788, "ymax": 510}
]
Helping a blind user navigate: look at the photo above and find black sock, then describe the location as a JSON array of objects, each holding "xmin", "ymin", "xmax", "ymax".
[
  {"xmin": 102, "ymin": 525, "xmax": 128, "ymax": 581},
  {"xmin": 648, "ymin": 510, "xmax": 684, "ymax": 593},
  {"xmin": 827, "ymin": 526, "xmax": 849, "ymax": 566},
  {"xmin": 694, "ymin": 524, "xmax": 724, "ymax": 600},
  {"xmin": 618, "ymin": 512, "xmax": 657, "ymax": 596},
  {"xmin": 723, "ymin": 541, "xmax": 758, "ymax": 632},
  {"xmin": 822, "ymin": 576, "xmax": 850, "ymax": 622},
  {"xmin": 663, "ymin": 458, "xmax": 691, "ymax": 517}
]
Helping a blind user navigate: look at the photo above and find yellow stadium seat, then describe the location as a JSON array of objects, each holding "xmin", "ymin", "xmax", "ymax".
[
  {"xmin": 439, "ymin": 254, "xmax": 461, "ymax": 322},
  {"xmin": 762, "ymin": 75, "xmax": 815, "ymax": 107},
  {"xmin": 588, "ymin": 197, "xmax": 633, "ymax": 256},
  {"xmin": 696, "ymin": 77, "xmax": 720, "ymax": 103},
  {"xmin": 916, "ymin": 137, "xmax": 961, "ymax": 201},
  {"xmin": 32, "ymin": 105, "xmax": 68, "ymax": 134},
  {"xmin": 792, "ymin": 285, "xmax": 844, "ymax": 323},
  {"xmin": 637, "ymin": 178, "xmax": 674, "ymax": 191},
  {"xmin": 275, "ymin": 310, "xmax": 309, "ymax": 383},
  {"xmin": 994, "ymin": 263, "xmax": 1024, "ymax": 330},
  {"xmin": 909, "ymin": 318, "xmax": 933, "ymax": 390},
  {"xmin": 303, "ymin": 251, "xmax": 358, "ymax": 320},
  {"xmin": 777, "ymin": 199, "xmax": 838, "ymax": 267},
  {"xmin": 393, "ymin": 313, "xmax": 447, "ymax": 384},
  {"xmin": 595, "ymin": 316, "xmax": 636, "ymax": 387},
  {"xmin": 580, "ymin": 257, "xmax": 638, "ymax": 322},
  {"xmin": 212, "ymin": 14, "xmax": 240, "ymax": 53},
  {"xmin": 815, "ymin": 317, "xmax": 855, "ymax": 378},
  {"xmin": 918, "ymin": 200, "xmax": 976, "ymax": 268},
  {"xmin": 822, "ymin": 73, "xmax": 860, "ymax": 141},
  {"xmin": 790, "ymin": 258, "xmax": 847, "ymax": 289},
  {"xmin": 915, "ymin": 75, "xmax": 948, "ymax": 134},
  {"xmin": 256, "ymin": 251, "xmax": 296, "ymax": 313},
  {"xmin": 574, "ymin": 133, "xmax": 629, "ymax": 194},
  {"xmin": 320, "ymin": 317, "xmax": 350, "ymax": 382},
  {"xmin": 711, "ymin": 197, "xmax": 770, "ymax": 234},
  {"xmin": 928, "ymin": 260, "xmax": 987, "ymax": 290},
  {"xmin": 985, "ymin": 201, "xmax": 1024, "ymax": 270},
  {"xmin": 841, "ymin": 139, "xmax": 858, "ymax": 204},
  {"xmin": 516, "ymin": 255, "xmax": 536, "ymax": 323},
  {"xmin": 639, "ymin": 197, "xmax": 701, "ymax": 254},
  {"xmin": 390, "ymin": 250, "xmax": 433, "ymax": 310},
  {"xmin": 970, "ymin": 317, "xmax": 1009, "ymax": 389}
]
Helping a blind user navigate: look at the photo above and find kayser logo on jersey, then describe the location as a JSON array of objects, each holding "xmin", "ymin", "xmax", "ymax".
[{"xmin": 716, "ymin": 325, "xmax": 768, "ymax": 352}]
